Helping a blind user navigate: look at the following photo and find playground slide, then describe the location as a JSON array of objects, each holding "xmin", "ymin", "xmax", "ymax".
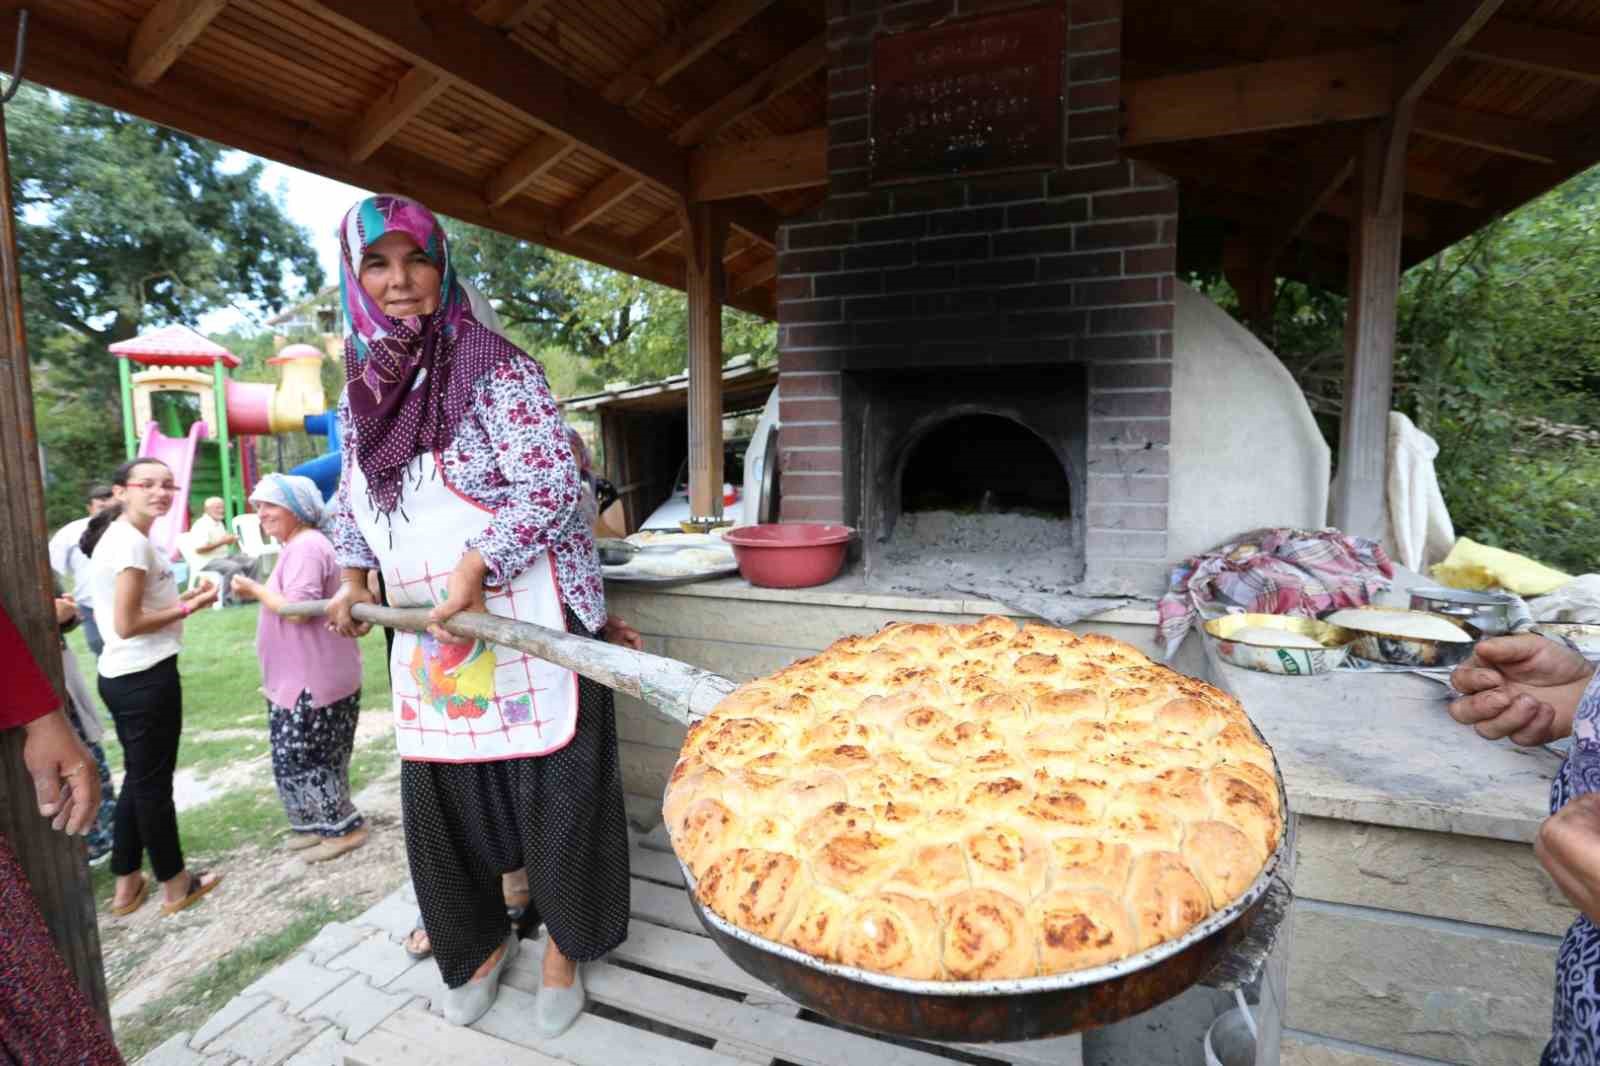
[{"xmin": 139, "ymin": 419, "xmax": 208, "ymax": 559}]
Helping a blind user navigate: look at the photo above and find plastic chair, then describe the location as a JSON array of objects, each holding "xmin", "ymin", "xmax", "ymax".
[
  {"xmin": 232, "ymin": 513, "xmax": 281, "ymax": 560},
  {"xmin": 175, "ymin": 530, "xmax": 226, "ymax": 595}
]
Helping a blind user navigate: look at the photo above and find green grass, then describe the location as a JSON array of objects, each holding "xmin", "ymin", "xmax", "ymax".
[
  {"xmin": 111, "ymin": 896, "xmax": 365, "ymax": 1062},
  {"xmin": 66, "ymin": 601, "xmax": 394, "ymax": 779}
]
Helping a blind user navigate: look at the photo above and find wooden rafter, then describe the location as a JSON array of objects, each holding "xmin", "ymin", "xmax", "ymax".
[
  {"xmin": 561, "ymin": 172, "xmax": 646, "ymax": 236},
  {"xmin": 301, "ymin": 0, "xmax": 691, "ymax": 198},
  {"xmin": 1412, "ymin": 100, "xmax": 1562, "ymax": 163},
  {"xmin": 673, "ymin": 34, "xmax": 827, "ymax": 147},
  {"xmin": 1392, "ymin": 0, "xmax": 1507, "ymax": 111},
  {"xmin": 348, "ymin": 66, "xmax": 448, "ymax": 163},
  {"xmin": 1462, "ymin": 19, "xmax": 1600, "ymax": 84},
  {"xmin": 730, "ymin": 256, "xmax": 776, "ymax": 294},
  {"xmin": 603, "ymin": 0, "xmax": 778, "ymax": 108},
  {"xmin": 633, "ymin": 213, "xmax": 682, "ymax": 259},
  {"xmin": 126, "ymin": 0, "xmax": 229, "ymax": 87},
  {"xmin": 0, "ymin": 13, "xmax": 780, "ymax": 320},
  {"xmin": 473, "ymin": 0, "xmax": 554, "ymax": 30},
  {"xmin": 689, "ymin": 128, "xmax": 826, "ymax": 200},
  {"xmin": 484, "ymin": 134, "xmax": 575, "ymax": 208}
]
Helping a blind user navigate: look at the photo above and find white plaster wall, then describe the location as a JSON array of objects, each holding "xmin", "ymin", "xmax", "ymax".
[{"xmin": 1168, "ymin": 281, "xmax": 1331, "ymax": 562}]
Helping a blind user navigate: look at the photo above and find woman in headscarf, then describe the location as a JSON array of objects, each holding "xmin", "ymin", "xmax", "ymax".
[
  {"xmin": 323, "ymin": 195, "xmax": 631, "ymax": 1034},
  {"xmin": 231, "ymin": 473, "xmax": 367, "ymax": 864}
]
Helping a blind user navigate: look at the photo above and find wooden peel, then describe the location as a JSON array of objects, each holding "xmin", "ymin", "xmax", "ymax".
[{"xmin": 278, "ymin": 600, "xmax": 736, "ymax": 727}]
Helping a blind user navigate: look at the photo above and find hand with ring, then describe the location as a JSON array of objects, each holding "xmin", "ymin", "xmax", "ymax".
[{"xmin": 22, "ymin": 710, "xmax": 100, "ymax": 836}]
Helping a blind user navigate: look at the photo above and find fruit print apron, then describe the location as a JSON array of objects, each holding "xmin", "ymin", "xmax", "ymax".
[{"xmin": 349, "ymin": 452, "xmax": 579, "ymax": 762}]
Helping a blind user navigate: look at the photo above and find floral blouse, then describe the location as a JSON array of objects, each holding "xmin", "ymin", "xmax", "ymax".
[{"xmin": 329, "ymin": 357, "xmax": 607, "ymax": 634}]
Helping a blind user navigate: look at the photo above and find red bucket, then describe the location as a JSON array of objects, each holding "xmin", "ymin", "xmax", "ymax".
[{"xmin": 723, "ymin": 523, "xmax": 853, "ymax": 588}]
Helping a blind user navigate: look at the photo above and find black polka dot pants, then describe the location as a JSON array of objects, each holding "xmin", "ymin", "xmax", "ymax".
[{"xmin": 400, "ymin": 611, "xmax": 631, "ymax": 989}]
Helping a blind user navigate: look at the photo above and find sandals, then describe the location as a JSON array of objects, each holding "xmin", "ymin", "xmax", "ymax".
[
  {"xmin": 110, "ymin": 875, "xmax": 149, "ymax": 917},
  {"xmin": 162, "ymin": 870, "xmax": 222, "ymax": 917}
]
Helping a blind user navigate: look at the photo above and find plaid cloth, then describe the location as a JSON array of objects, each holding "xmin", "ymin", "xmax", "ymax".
[{"xmin": 1158, "ymin": 528, "xmax": 1394, "ymax": 658}]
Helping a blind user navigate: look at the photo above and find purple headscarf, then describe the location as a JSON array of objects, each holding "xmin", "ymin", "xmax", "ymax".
[{"xmin": 338, "ymin": 194, "xmax": 519, "ymax": 514}]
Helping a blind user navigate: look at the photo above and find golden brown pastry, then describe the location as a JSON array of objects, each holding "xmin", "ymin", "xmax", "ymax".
[{"xmin": 669, "ymin": 615, "xmax": 1281, "ymax": 982}]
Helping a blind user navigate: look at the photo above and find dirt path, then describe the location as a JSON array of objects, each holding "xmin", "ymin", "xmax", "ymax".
[{"xmin": 103, "ymin": 723, "xmax": 410, "ymax": 1021}]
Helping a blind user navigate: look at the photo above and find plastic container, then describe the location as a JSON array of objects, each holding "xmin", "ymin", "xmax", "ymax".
[
  {"xmin": 723, "ymin": 523, "xmax": 853, "ymax": 588},
  {"xmin": 1204, "ymin": 991, "xmax": 1258, "ymax": 1066}
]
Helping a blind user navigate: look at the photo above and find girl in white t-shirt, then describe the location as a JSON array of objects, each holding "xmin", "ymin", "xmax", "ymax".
[{"xmin": 81, "ymin": 457, "xmax": 223, "ymax": 918}]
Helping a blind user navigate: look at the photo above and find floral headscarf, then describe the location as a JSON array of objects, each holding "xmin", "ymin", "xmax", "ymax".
[
  {"xmin": 249, "ymin": 473, "xmax": 327, "ymax": 529},
  {"xmin": 338, "ymin": 195, "xmax": 519, "ymax": 514}
]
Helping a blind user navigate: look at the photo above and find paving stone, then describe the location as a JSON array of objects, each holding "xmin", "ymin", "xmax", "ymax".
[
  {"xmin": 142, "ymin": 1031, "xmax": 207, "ymax": 1066},
  {"xmin": 206, "ymin": 1002, "xmax": 329, "ymax": 1066},
  {"xmin": 191, "ymin": 994, "xmax": 270, "ymax": 1050},
  {"xmin": 281, "ymin": 1025, "xmax": 359, "ymax": 1066},
  {"xmin": 327, "ymin": 929, "xmax": 418, "ymax": 987},
  {"xmin": 299, "ymin": 921, "xmax": 370, "ymax": 965},
  {"xmin": 350, "ymin": 889, "xmax": 416, "ymax": 942},
  {"xmin": 382, "ymin": 953, "xmax": 447, "ymax": 1012},
  {"xmin": 301, "ymin": 973, "xmax": 413, "ymax": 1042},
  {"xmin": 242, "ymin": 954, "xmax": 352, "ymax": 1014}
]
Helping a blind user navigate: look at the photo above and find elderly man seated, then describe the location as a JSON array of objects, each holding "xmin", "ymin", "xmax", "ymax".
[{"xmin": 188, "ymin": 496, "xmax": 260, "ymax": 605}]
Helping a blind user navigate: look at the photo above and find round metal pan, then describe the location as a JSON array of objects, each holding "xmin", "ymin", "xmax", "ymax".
[{"xmin": 667, "ymin": 758, "xmax": 1290, "ymax": 1044}]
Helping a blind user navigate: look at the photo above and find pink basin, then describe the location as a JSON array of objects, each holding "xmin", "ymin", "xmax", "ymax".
[{"xmin": 723, "ymin": 523, "xmax": 853, "ymax": 588}]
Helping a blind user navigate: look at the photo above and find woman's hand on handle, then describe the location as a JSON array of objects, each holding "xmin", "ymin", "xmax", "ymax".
[
  {"xmin": 1539, "ymin": 793, "xmax": 1600, "ymax": 926},
  {"xmin": 328, "ymin": 570, "xmax": 376, "ymax": 637},
  {"xmin": 601, "ymin": 614, "xmax": 643, "ymax": 650},
  {"xmin": 427, "ymin": 550, "xmax": 489, "ymax": 645},
  {"xmin": 1448, "ymin": 634, "xmax": 1593, "ymax": 747},
  {"xmin": 22, "ymin": 710, "xmax": 99, "ymax": 836}
]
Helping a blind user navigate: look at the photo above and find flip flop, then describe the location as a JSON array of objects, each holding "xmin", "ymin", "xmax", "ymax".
[
  {"xmin": 162, "ymin": 870, "xmax": 222, "ymax": 917},
  {"xmin": 110, "ymin": 875, "xmax": 149, "ymax": 917}
]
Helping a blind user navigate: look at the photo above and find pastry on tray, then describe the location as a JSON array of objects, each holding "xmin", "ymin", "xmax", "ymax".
[{"xmin": 665, "ymin": 615, "xmax": 1281, "ymax": 981}]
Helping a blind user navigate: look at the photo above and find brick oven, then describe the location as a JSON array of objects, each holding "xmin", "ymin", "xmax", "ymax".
[{"xmin": 775, "ymin": 0, "xmax": 1177, "ymax": 594}]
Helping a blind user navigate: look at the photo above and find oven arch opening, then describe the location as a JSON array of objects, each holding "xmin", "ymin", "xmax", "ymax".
[{"xmin": 897, "ymin": 413, "xmax": 1072, "ymax": 519}]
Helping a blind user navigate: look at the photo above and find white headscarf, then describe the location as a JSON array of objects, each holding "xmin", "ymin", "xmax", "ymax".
[{"xmin": 250, "ymin": 473, "xmax": 327, "ymax": 529}]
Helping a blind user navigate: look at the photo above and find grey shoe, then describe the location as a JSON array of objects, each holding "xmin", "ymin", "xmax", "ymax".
[
  {"xmin": 534, "ymin": 964, "xmax": 585, "ymax": 1038},
  {"xmin": 442, "ymin": 933, "xmax": 518, "ymax": 1027}
]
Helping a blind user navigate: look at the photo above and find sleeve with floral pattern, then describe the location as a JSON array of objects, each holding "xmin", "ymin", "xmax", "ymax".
[
  {"xmin": 329, "ymin": 389, "xmax": 381, "ymax": 571},
  {"xmin": 464, "ymin": 358, "xmax": 583, "ymax": 587}
]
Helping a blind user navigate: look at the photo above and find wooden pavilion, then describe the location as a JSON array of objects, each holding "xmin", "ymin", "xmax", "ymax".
[{"xmin": 4, "ymin": 0, "xmax": 1600, "ymax": 1042}]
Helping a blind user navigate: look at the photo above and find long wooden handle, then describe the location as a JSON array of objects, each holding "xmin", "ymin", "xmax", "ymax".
[{"xmin": 278, "ymin": 600, "xmax": 735, "ymax": 727}]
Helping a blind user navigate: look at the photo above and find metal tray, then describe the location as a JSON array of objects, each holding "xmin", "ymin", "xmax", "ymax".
[{"xmin": 600, "ymin": 564, "xmax": 740, "ymax": 588}]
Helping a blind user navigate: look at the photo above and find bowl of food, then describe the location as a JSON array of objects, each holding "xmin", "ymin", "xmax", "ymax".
[
  {"xmin": 722, "ymin": 523, "xmax": 853, "ymax": 588},
  {"xmin": 1532, "ymin": 622, "xmax": 1600, "ymax": 660},
  {"xmin": 1321, "ymin": 606, "xmax": 1477, "ymax": 668},
  {"xmin": 1203, "ymin": 613, "xmax": 1353, "ymax": 675}
]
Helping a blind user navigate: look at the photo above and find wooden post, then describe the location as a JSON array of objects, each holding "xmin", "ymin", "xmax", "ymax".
[
  {"xmin": 684, "ymin": 202, "xmax": 727, "ymax": 520},
  {"xmin": 0, "ymin": 104, "xmax": 111, "ymax": 1018},
  {"xmin": 1221, "ymin": 235, "xmax": 1276, "ymax": 333},
  {"xmin": 1332, "ymin": 115, "xmax": 1410, "ymax": 539}
]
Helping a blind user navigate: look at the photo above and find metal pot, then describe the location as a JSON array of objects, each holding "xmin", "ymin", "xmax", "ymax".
[{"xmin": 1408, "ymin": 587, "xmax": 1531, "ymax": 637}]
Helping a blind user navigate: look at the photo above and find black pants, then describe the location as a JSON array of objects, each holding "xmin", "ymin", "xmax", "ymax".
[{"xmin": 98, "ymin": 656, "xmax": 184, "ymax": 882}]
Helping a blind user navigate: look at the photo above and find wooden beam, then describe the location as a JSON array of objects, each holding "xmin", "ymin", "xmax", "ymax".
[
  {"xmin": 1334, "ymin": 118, "xmax": 1408, "ymax": 539},
  {"xmin": 603, "ymin": 0, "xmax": 778, "ymax": 108},
  {"xmin": 684, "ymin": 203, "xmax": 728, "ymax": 519},
  {"xmin": 0, "ymin": 101, "xmax": 111, "ymax": 1021},
  {"xmin": 1391, "ymin": 0, "xmax": 1506, "ymax": 111},
  {"xmin": 633, "ymin": 212, "xmax": 682, "ymax": 259},
  {"xmin": 731, "ymin": 255, "xmax": 776, "ymax": 294},
  {"xmin": 673, "ymin": 34, "xmax": 828, "ymax": 147},
  {"xmin": 1121, "ymin": 48, "xmax": 1392, "ymax": 146},
  {"xmin": 301, "ymin": 0, "xmax": 691, "ymax": 198},
  {"xmin": 126, "ymin": 0, "xmax": 229, "ymax": 87},
  {"xmin": 689, "ymin": 128, "xmax": 826, "ymax": 200},
  {"xmin": 473, "ymin": 0, "xmax": 553, "ymax": 29},
  {"xmin": 348, "ymin": 66, "xmax": 448, "ymax": 163},
  {"xmin": 0, "ymin": 14, "xmax": 783, "ymax": 320},
  {"xmin": 1462, "ymin": 19, "xmax": 1600, "ymax": 85},
  {"xmin": 561, "ymin": 171, "xmax": 646, "ymax": 236},
  {"xmin": 484, "ymin": 134, "xmax": 574, "ymax": 207},
  {"xmin": 1412, "ymin": 100, "xmax": 1562, "ymax": 163}
]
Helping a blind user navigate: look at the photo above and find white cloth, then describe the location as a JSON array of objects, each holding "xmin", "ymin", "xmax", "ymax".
[
  {"xmin": 89, "ymin": 519, "xmax": 183, "ymax": 678},
  {"xmin": 1531, "ymin": 575, "xmax": 1600, "ymax": 624},
  {"xmin": 1383, "ymin": 411, "xmax": 1455, "ymax": 572},
  {"xmin": 49, "ymin": 516, "xmax": 95, "ymax": 607},
  {"xmin": 349, "ymin": 452, "xmax": 578, "ymax": 762}
]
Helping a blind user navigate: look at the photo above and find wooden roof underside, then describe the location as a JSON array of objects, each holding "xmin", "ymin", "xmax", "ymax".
[{"xmin": 4, "ymin": 0, "xmax": 1600, "ymax": 315}]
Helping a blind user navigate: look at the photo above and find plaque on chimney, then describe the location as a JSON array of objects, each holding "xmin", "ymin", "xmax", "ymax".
[{"xmin": 870, "ymin": 6, "xmax": 1065, "ymax": 186}]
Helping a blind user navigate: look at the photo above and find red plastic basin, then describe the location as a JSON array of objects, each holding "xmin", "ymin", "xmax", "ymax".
[{"xmin": 723, "ymin": 523, "xmax": 853, "ymax": 588}]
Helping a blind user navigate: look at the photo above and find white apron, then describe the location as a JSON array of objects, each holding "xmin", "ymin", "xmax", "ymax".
[{"xmin": 350, "ymin": 452, "xmax": 579, "ymax": 762}]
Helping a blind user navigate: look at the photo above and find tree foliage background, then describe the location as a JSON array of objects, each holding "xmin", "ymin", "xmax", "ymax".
[{"xmin": 1206, "ymin": 165, "xmax": 1600, "ymax": 574}]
